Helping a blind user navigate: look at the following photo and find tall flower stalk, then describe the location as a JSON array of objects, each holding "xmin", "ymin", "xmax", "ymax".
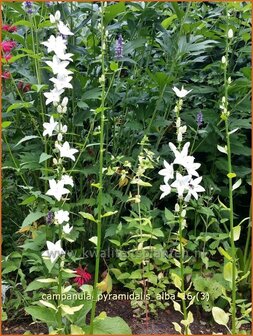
[
  {"xmin": 89, "ymin": 2, "xmax": 107, "ymax": 333},
  {"xmin": 159, "ymin": 86, "xmax": 204, "ymax": 334},
  {"xmin": 40, "ymin": 10, "xmax": 80, "ymax": 331},
  {"xmin": 214, "ymin": 19, "xmax": 237, "ymax": 334}
]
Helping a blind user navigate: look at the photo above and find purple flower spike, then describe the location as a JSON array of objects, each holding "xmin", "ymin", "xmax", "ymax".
[
  {"xmin": 45, "ymin": 1, "xmax": 53, "ymax": 7},
  {"xmin": 24, "ymin": 1, "xmax": 32, "ymax": 8},
  {"xmin": 115, "ymin": 34, "xmax": 123, "ymax": 59},
  {"xmin": 197, "ymin": 112, "xmax": 203, "ymax": 127},
  {"xmin": 46, "ymin": 211, "xmax": 54, "ymax": 225}
]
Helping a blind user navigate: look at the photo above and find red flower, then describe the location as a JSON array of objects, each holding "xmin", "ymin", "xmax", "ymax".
[
  {"xmin": 1, "ymin": 40, "xmax": 17, "ymax": 53},
  {"xmin": 74, "ymin": 266, "xmax": 92, "ymax": 287},
  {"xmin": 2, "ymin": 24, "xmax": 17, "ymax": 33},
  {"xmin": 17, "ymin": 81, "xmax": 31, "ymax": 93},
  {"xmin": 2, "ymin": 71, "xmax": 11, "ymax": 79}
]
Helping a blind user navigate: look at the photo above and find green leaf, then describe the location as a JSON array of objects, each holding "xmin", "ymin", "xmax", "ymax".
[
  {"xmin": 2, "ymin": 264, "xmax": 18, "ymax": 274},
  {"xmin": 227, "ymin": 172, "xmax": 236, "ymax": 179},
  {"xmin": 13, "ymin": 20, "xmax": 33, "ymax": 28},
  {"xmin": 172, "ymin": 322, "xmax": 182, "ymax": 333},
  {"xmin": 19, "ymin": 195, "xmax": 37, "ymax": 205},
  {"xmin": 89, "ymin": 236, "xmax": 98, "ymax": 246},
  {"xmin": 212, "ymin": 307, "xmax": 229, "ymax": 326},
  {"xmin": 161, "ymin": 15, "xmax": 177, "ymax": 29},
  {"xmin": 39, "ymin": 153, "xmax": 52, "ymax": 164},
  {"xmin": 79, "ymin": 212, "xmax": 97, "ymax": 222},
  {"xmin": 25, "ymin": 280, "xmax": 51, "ymax": 292},
  {"xmin": 223, "ymin": 262, "xmax": 233, "ymax": 282},
  {"xmin": 7, "ymin": 101, "xmax": 34, "ymax": 113},
  {"xmin": 39, "ymin": 300, "xmax": 57, "ymax": 311},
  {"xmin": 70, "ymin": 325, "xmax": 85, "ymax": 335},
  {"xmin": 2, "ymin": 121, "xmax": 12, "ymax": 128},
  {"xmin": 104, "ymin": 2, "xmax": 126, "ymax": 25},
  {"xmin": 232, "ymin": 225, "xmax": 241, "ymax": 242},
  {"xmin": 232, "ymin": 178, "xmax": 242, "ymax": 191},
  {"xmin": 1, "ymin": 311, "xmax": 7, "ymax": 322},
  {"xmin": 15, "ymin": 135, "xmax": 39, "ymax": 147},
  {"xmin": 110, "ymin": 61, "xmax": 119, "ymax": 71},
  {"xmin": 61, "ymin": 304, "xmax": 84, "ymax": 315},
  {"xmin": 92, "ymin": 316, "xmax": 132, "ymax": 334},
  {"xmin": 101, "ymin": 211, "xmax": 118, "ymax": 218},
  {"xmin": 21, "ymin": 211, "xmax": 46, "ymax": 229},
  {"xmin": 25, "ymin": 306, "xmax": 57, "ymax": 324},
  {"xmin": 218, "ymin": 247, "xmax": 233, "ymax": 261}
]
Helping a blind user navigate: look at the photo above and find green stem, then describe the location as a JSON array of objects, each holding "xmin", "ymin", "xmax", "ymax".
[
  {"xmin": 178, "ymin": 201, "xmax": 188, "ymax": 334},
  {"xmin": 89, "ymin": 3, "xmax": 106, "ymax": 333}
]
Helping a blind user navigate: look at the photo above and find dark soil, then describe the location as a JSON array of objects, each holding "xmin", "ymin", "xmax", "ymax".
[{"xmin": 2, "ymin": 291, "xmax": 251, "ymax": 335}]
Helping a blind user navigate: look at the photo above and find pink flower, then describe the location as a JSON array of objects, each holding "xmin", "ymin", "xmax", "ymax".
[
  {"xmin": 2, "ymin": 24, "xmax": 17, "ymax": 33},
  {"xmin": 2, "ymin": 71, "xmax": 11, "ymax": 79},
  {"xmin": 74, "ymin": 266, "xmax": 92, "ymax": 287},
  {"xmin": 1, "ymin": 40, "xmax": 17, "ymax": 53}
]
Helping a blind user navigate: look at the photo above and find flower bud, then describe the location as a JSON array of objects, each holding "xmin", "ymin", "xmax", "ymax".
[
  {"xmin": 57, "ymin": 133, "xmax": 63, "ymax": 141},
  {"xmin": 176, "ymin": 117, "xmax": 181, "ymax": 128},
  {"xmin": 175, "ymin": 203, "xmax": 180, "ymax": 212},
  {"xmin": 181, "ymin": 209, "xmax": 186, "ymax": 218},
  {"xmin": 228, "ymin": 29, "xmax": 233, "ymax": 39},
  {"xmin": 228, "ymin": 77, "xmax": 232, "ymax": 84},
  {"xmin": 221, "ymin": 56, "xmax": 226, "ymax": 64},
  {"xmin": 62, "ymin": 97, "xmax": 68, "ymax": 107}
]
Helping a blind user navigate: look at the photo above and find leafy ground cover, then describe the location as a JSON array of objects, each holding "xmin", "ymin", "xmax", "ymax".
[{"xmin": 1, "ymin": 1, "xmax": 251, "ymax": 335}]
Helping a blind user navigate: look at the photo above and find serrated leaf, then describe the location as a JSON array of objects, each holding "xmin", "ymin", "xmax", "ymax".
[{"xmin": 212, "ymin": 307, "xmax": 229, "ymax": 326}]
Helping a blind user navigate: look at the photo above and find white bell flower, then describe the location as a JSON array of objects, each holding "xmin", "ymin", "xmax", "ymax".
[
  {"xmin": 42, "ymin": 35, "xmax": 67, "ymax": 55},
  {"xmin": 57, "ymin": 21, "xmax": 74, "ymax": 36},
  {"xmin": 44, "ymin": 88, "xmax": 64, "ymax": 105},
  {"xmin": 55, "ymin": 210, "xmax": 69, "ymax": 224},
  {"xmin": 184, "ymin": 176, "xmax": 205, "ymax": 202},
  {"xmin": 63, "ymin": 223, "xmax": 73, "ymax": 234},
  {"xmin": 43, "ymin": 116, "xmax": 58, "ymax": 137},
  {"xmin": 56, "ymin": 141, "xmax": 78, "ymax": 161},
  {"xmin": 172, "ymin": 86, "xmax": 192, "ymax": 98},
  {"xmin": 45, "ymin": 55, "xmax": 73, "ymax": 76},
  {"xmin": 61, "ymin": 174, "xmax": 74, "ymax": 187},
  {"xmin": 46, "ymin": 179, "xmax": 70, "ymax": 201},
  {"xmin": 50, "ymin": 74, "xmax": 73, "ymax": 91},
  {"xmin": 160, "ymin": 183, "xmax": 171, "ymax": 199},
  {"xmin": 158, "ymin": 160, "xmax": 174, "ymax": 184},
  {"xmin": 171, "ymin": 173, "xmax": 191, "ymax": 198},
  {"xmin": 42, "ymin": 240, "xmax": 65, "ymax": 263}
]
